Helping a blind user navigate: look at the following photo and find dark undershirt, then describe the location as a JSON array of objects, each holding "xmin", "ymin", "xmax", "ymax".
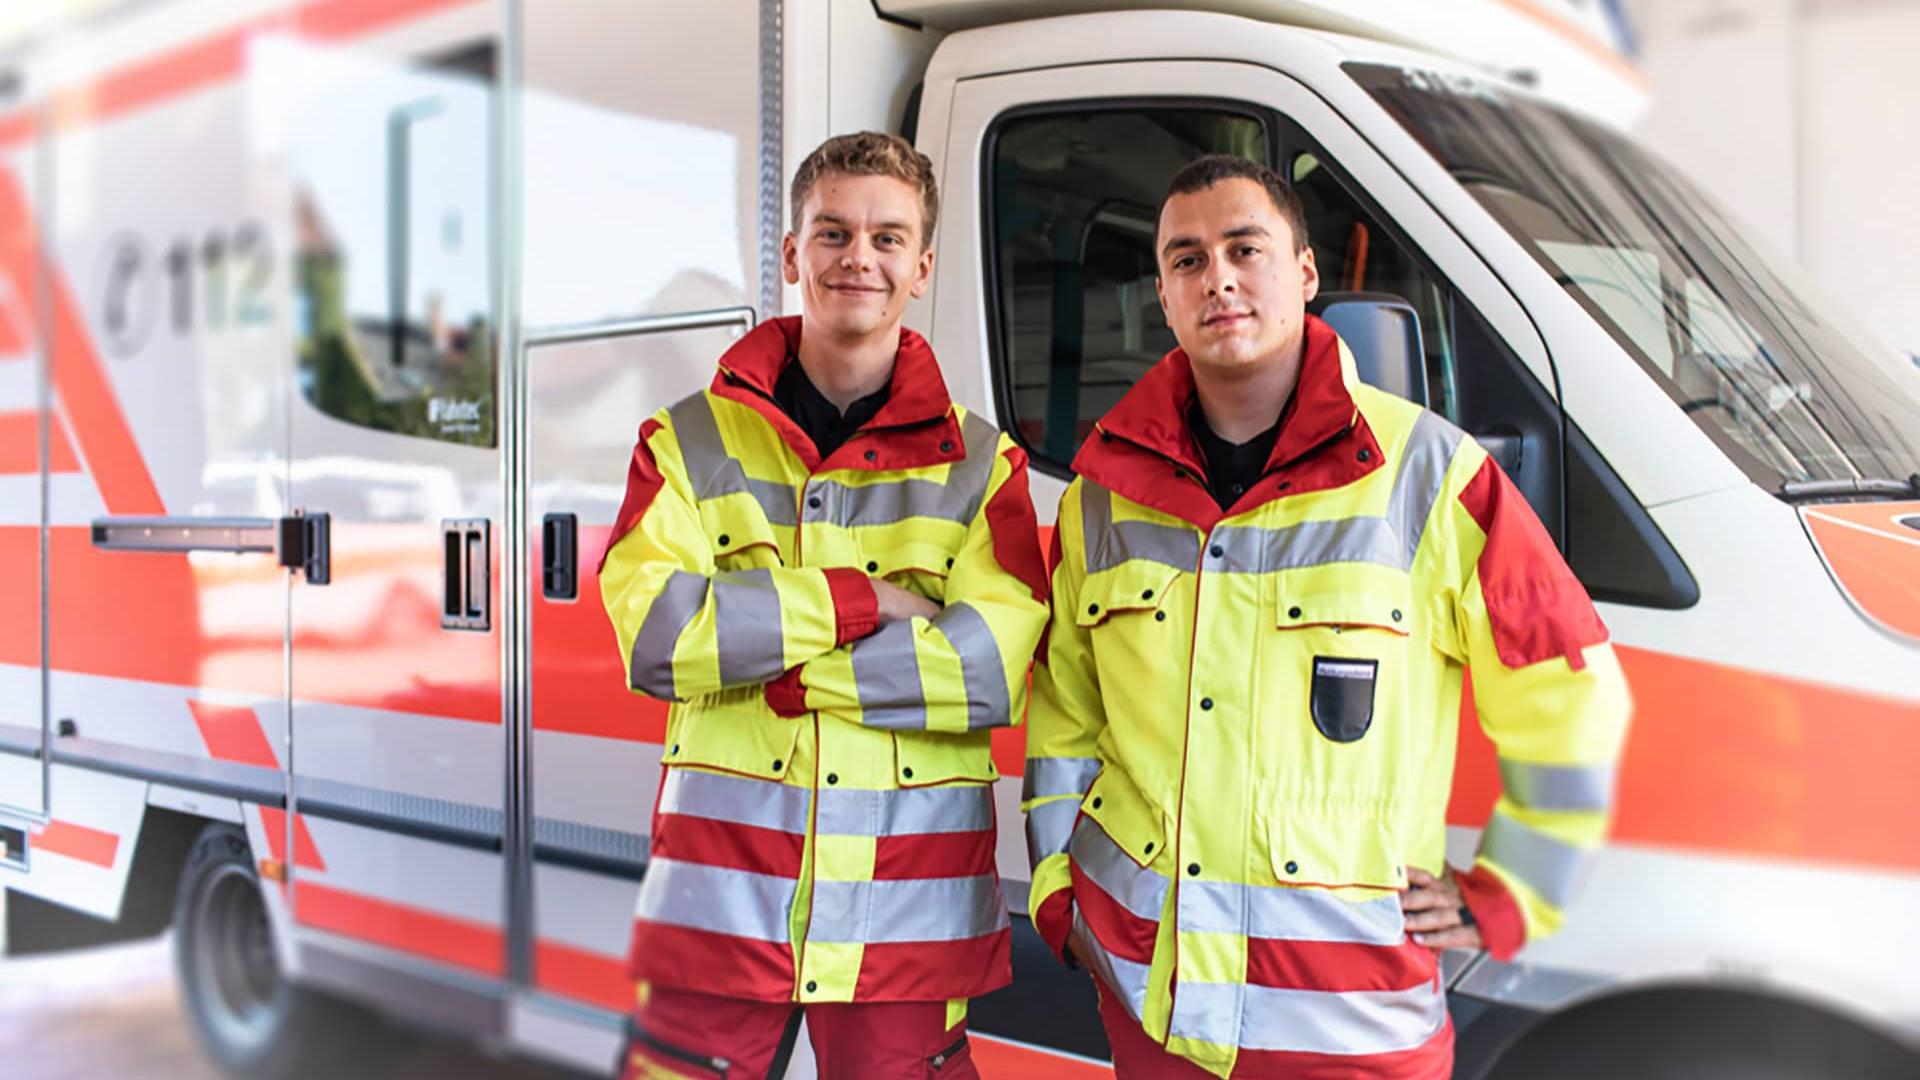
[
  {"xmin": 774, "ymin": 358, "xmax": 890, "ymax": 459},
  {"xmin": 1190, "ymin": 400, "xmax": 1282, "ymax": 510}
]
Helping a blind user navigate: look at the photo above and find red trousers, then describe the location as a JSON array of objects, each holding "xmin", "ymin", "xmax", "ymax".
[{"xmin": 623, "ymin": 984, "xmax": 979, "ymax": 1080}]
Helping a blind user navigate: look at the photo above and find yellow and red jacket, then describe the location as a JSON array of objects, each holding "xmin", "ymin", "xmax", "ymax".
[
  {"xmin": 1023, "ymin": 317, "xmax": 1631, "ymax": 1078},
  {"xmin": 601, "ymin": 316, "xmax": 1049, "ymax": 1005}
]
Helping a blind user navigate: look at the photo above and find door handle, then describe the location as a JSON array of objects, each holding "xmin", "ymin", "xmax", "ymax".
[
  {"xmin": 441, "ymin": 518, "xmax": 490, "ymax": 631},
  {"xmin": 542, "ymin": 513, "xmax": 577, "ymax": 600}
]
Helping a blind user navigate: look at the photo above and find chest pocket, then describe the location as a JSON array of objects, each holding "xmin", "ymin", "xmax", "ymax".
[
  {"xmin": 1272, "ymin": 572, "xmax": 1410, "ymax": 744},
  {"xmin": 864, "ymin": 539, "xmax": 954, "ymax": 605},
  {"xmin": 1075, "ymin": 562, "xmax": 1181, "ymax": 630},
  {"xmin": 704, "ymin": 491, "xmax": 787, "ymax": 572}
]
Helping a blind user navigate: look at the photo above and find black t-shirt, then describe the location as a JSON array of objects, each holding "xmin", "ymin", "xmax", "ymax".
[
  {"xmin": 774, "ymin": 358, "xmax": 890, "ymax": 459},
  {"xmin": 1190, "ymin": 401, "xmax": 1281, "ymax": 510}
]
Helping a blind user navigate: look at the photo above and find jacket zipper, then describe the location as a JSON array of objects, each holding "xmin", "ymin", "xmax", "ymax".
[
  {"xmin": 631, "ymin": 1026, "xmax": 730, "ymax": 1076},
  {"xmin": 929, "ymin": 1032, "xmax": 969, "ymax": 1070}
]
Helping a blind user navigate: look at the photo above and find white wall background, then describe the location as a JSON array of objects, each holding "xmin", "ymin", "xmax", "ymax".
[{"xmin": 1627, "ymin": 0, "xmax": 1920, "ymax": 357}]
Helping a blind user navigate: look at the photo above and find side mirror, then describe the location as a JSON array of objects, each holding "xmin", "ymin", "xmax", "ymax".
[{"xmin": 1308, "ymin": 291, "xmax": 1429, "ymax": 407}]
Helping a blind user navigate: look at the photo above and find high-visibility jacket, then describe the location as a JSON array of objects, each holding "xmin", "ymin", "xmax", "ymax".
[
  {"xmin": 1023, "ymin": 316, "xmax": 1631, "ymax": 1079},
  {"xmin": 602, "ymin": 316, "xmax": 1050, "ymax": 1005}
]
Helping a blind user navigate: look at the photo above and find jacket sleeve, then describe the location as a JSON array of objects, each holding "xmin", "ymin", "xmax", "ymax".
[
  {"xmin": 1021, "ymin": 479, "xmax": 1107, "ymax": 963},
  {"xmin": 600, "ymin": 412, "xmax": 879, "ymax": 702},
  {"xmin": 1440, "ymin": 446, "xmax": 1632, "ymax": 961},
  {"xmin": 771, "ymin": 436, "xmax": 1050, "ymax": 733}
]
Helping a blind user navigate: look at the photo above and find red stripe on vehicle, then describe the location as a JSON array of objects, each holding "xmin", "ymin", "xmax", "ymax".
[
  {"xmin": 187, "ymin": 700, "xmax": 279, "ymax": 769},
  {"xmin": 872, "ymin": 827, "xmax": 996, "ymax": 881},
  {"xmin": 1244, "ymin": 935, "xmax": 1437, "ymax": 994},
  {"xmin": 648, "ymin": 813, "xmax": 805, "ymax": 879},
  {"xmin": 532, "ymin": 524, "xmax": 669, "ymax": 743},
  {"xmin": 968, "ymin": 1033, "xmax": 1112, "ymax": 1079},
  {"xmin": 535, "ymin": 940, "xmax": 630, "ymax": 1013},
  {"xmin": 296, "ymin": 881, "xmax": 502, "ymax": 976},
  {"xmin": 31, "ymin": 819, "xmax": 120, "ymax": 868},
  {"xmin": 257, "ymin": 807, "xmax": 327, "ymax": 873}
]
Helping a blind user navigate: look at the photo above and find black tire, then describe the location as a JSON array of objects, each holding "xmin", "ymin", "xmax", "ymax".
[{"xmin": 172, "ymin": 822, "xmax": 392, "ymax": 1079}]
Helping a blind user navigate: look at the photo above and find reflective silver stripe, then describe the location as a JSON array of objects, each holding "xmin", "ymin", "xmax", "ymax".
[
  {"xmin": 1022, "ymin": 757, "xmax": 1102, "ymax": 802},
  {"xmin": 808, "ymin": 873, "xmax": 1008, "ymax": 944},
  {"xmin": 799, "ymin": 413, "xmax": 1002, "ymax": 529},
  {"xmin": 1500, "ymin": 759, "xmax": 1616, "ymax": 812},
  {"xmin": 634, "ymin": 856, "xmax": 795, "ymax": 943},
  {"xmin": 1068, "ymin": 816, "xmax": 1169, "ymax": 923},
  {"xmin": 1169, "ymin": 980, "xmax": 1446, "ymax": 1054},
  {"xmin": 1386, "ymin": 410, "xmax": 1465, "ymax": 567},
  {"xmin": 1073, "ymin": 906, "xmax": 1152, "ymax": 1020},
  {"xmin": 1480, "ymin": 810, "xmax": 1585, "ymax": 906},
  {"xmin": 1082, "ymin": 482, "xmax": 1202, "ymax": 574},
  {"xmin": 814, "ymin": 784, "xmax": 994, "ymax": 837},
  {"xmin": 1024, "ymin": 798, "xmax": 1082, "ymax": 867},
  {"xmin": 657, "ymin": 768, "xmax": 812, "ymax": 834},
  {"xmin": 848, "ymin": 620, "xmax": 927, "ymax": 730},
  {"xmin": 712, "ymin": 569, "xmax": 785, "ymax": 686},
  {"xmin": 934, "ymin": 602, "xmax": 1011, "ymax": 730},
  {"xmin": 669, "ymin": 394, "xmax": 798, "ymax": 526},
  {"xmin": 1179, "ymin": 880, "xmax": 1405, "ymax": 944},
  {"xmin": 629, "ymin": 571, "xmax": 708, "ymax": 697}
]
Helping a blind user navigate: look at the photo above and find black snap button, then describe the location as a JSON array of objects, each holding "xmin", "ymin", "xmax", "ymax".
[
  {"xmin": 902, "ymin": 766, "xmax": 914, "ymax": 779},
  {"xmin": 772, "ymin": 759, "xmax": 783, "ymax": 770},
  {"xmin": 945, "ymin": 557, "xmax": 954, "ymax": 568},
  {"xmin": 1141, "ymin": 589, "xmax": 1154, "ymax": 600},
  {"xmin": 940, "ymin": 440, "xmax": 954, "ymax": 453},
  {"xmin": 1358, "ymin": 448, "xmax": 1373, "ymax": 463},
  {"xmin": 1100, "ymin": 432, "xmax": 1113, "ymax": 443},
  {"xmin": 806, "ymin": 981, "xmax": 817, "ymax": 993},
  {"xmin": 864, "ymin": 450, "xmax": 877, "ymax": 462},
  {"xmin": 826, "ymin": 773, "xmax": 838, "ymax": 785},
  {"xmin": 1144, "ymin": 842, "xmax": 1154, "ymax": 854},
  {"xmin": 670, "ymin": 744, "xmax": 679, "ymax": 754},
  {"xmin": 1091, "ymin": 797, "xmax": 1102, "ymax": 809},
  {"xmin": 1277, "ymin": 481, "xmax": 1291, "ymax": 491},
  {"xmin": 808, "ymin": 496, "xmax": 822, "ymax": 509},
  {"xmin": 1088, "ymin": 603, "xmax": 1100, "ymax": 616},
  {"xmin": 1230, "ymin": 483, "xmax": 1244, "ymax": 496},
  {"xmin": 867, "ymin": 561, "xmax": 879, "ymax": 572},
  {"xmin": 1155, "ymin": 611, "xmax": 1167, "ymax": 622},
  {"xmin": 1392, "ymin": 609, "xmax": 1403, "ymax": 622},
  {"xmin": 1199, "ymin": 697, "xmax": 1213, "ymax": 710},
  {"xmin": 1209, "ymin": 544, "xmax": 1224, "ymax": 558},
  {"xmin": 1187, "ymin": 863, "xmax": 1201, "ymax": 877},
  {"xmin": 717, "ymin": 534, "xmax": 730, "ymax": 547},
  {"xmin": 1288, "ymin": 606, "xmax": 1302, "ymax": 619},
  {"xmin": 1285, "ymin": 860, "xmax": 1299, "ymax": 875}
]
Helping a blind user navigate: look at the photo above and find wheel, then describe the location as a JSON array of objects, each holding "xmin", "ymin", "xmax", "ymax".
[{"xmin": 172, "ymin": 822, "xmax": 390, "ymax": 1079}]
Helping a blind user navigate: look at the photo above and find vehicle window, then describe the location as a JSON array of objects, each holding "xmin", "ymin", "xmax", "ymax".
[
  {"xmin": 290, "ymin": 42, "xmax": 497, "ymax": 447},
  {"xmin": 987, "ymin": 105, "xmax": 1268, "ymax": 472}
]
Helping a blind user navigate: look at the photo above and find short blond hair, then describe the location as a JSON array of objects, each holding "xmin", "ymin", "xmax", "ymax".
[{"xmin": 789, "ymin": 131, "xmax": 939, "ymax": 247}]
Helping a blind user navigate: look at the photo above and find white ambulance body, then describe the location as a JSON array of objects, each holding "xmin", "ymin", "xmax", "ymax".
[{"xmin": 1, "ymin": 1, "xmax": 1915, "ymax": 1076}]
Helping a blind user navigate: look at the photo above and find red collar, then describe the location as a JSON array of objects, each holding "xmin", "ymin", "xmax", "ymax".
[
  {"xmin": 711, "ymin": 316, "xmax": 966, "ymax": 473},
  {"xmin": 1073, "ymin": 315, "xmax": 1382, "ymax": 530}
]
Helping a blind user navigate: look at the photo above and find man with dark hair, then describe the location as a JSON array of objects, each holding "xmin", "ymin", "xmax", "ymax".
[
  {"xmin": 602, "ymin": 131, "xmax": 1048, "ymax": 1078},
  {"xmin": 1022, "ymin": 153, "xmax": 1630, "ymax": 1077}
]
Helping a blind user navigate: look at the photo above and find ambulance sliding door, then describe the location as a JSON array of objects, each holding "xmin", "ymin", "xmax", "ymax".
[{"xmin": 0, "ymin": 112, "xmax": 45, "ymax": 827}]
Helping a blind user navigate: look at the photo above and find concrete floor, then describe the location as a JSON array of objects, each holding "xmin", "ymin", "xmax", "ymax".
[{"xmin": 0, "ymin": 934, "xmax": 585, "ymax": 1080}]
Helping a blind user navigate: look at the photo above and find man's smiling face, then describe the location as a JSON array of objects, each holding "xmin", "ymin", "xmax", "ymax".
[
  {"xmin": 1155, "ymin": 176, "xmax": 1318, "ymax": 377},
  {"xmin": 783, "ymin": 172, "xmax": 934, "ymax": 341}
]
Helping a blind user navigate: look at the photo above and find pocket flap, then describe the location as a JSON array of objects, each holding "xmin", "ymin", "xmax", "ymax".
[
  {"xmin": 866, "ymin": 539, "xmax": 955, "ymax": 580},
  {"xmin": 664, "ymin": 696, "xmax": 804, "ymax": 781},
  {"xmin": 1080, "ymin": 766, "xmax": 1167, "ymax": 869},
  {"xmin": 1272, "ymin": 568, "xmax": 1412, "ymax": 634},
  {"xmin": 1076, "ymin": 562, "xmax": 1181, "ymax": 628},
  {"xmin": 1266, "ymin": 810, "xmax": 1409, "ymax": 892},
  {"xmin": 894, "ymin": 729, "xmax": 999, "ymax": 787}
]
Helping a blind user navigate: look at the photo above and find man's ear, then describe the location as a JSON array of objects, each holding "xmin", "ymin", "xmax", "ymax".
[
  {"xmin": 782, "ymin": 233, "xmax": 800, "ymax": 285},
  {"xmin": 1299, "ymin": 245, "xmax": 1320, "ymax": 305},
  {"xmin": 1155, "ymin": 273, "xmax": 1168, "ymax": 316},
  {"xmin": 908, "ymin": 244, "xmax": 936, "ymax": 300}
]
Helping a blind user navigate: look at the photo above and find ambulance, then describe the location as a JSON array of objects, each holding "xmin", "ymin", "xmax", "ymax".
[{"xmin": 2, "ymin": 1, "xmax": 1916, "ymax": 1076}]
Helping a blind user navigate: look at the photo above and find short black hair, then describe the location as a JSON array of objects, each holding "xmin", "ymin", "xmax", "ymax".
[{"xmin": 1159, "ymin": 154, "xmax": 1310, "ymax": 254}]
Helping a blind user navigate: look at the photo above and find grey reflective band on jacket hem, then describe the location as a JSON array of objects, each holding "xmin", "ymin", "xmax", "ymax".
[
  {"xmin": 634, "ymin": 856, "xmax": 796, "ymax": 943},
  {"xmin": 934, "ymin": 602, "xmax": 1011, "ymax": 730},
  {"xmin": 1177, "ymin": 879, "xmax": 1406, "ymax": 944},
  {"xmin": 807, "ymin": 873, "xmax": 1008, "ymax": 944},
  {"xmin": 670, "ymin": 394, "xmax": 799, "ymax": 527},
  {"xmin": 629, "ymin": 570, "xmax": 708, "ymax": 697},
  {"xmin": 657, "ymin": 768, "xmax": 813, "ymax": 834},
  {"xmin": 1023, "ymin": 757, "xmax": 1101, "ymax": 802},
  {"xmin": 1168, "ymin": 979, "xmax": 1446, "ymax": 1055},
  {"xmin": 814, "ymin": 784, "xmax": 994, "ymax": 837},
  {"xmin": 1024, "ymin": 798, "xmax": 1082, "ymax": 868},
  {"xmin": 1479, "ymin": 810, "xmax": 1585, "ymax": 906},
  {"xmin": 849, "ymin": 620, "xmax": 928, "ymax": 730},
  {"xmin": 1499, "ymin": 759, "xmax": 1616, "ymax": 812},
  {"xmin": 713, "ymin": 568, "xmax": 785, "ymax": 686},
  {"xmin": 1074, "ymin": 906, "xmax": 1152, "ymax": 1020},
  {"xmin": 1068, "ymin": 817, "xmax": 1169, "ymax": 923}
]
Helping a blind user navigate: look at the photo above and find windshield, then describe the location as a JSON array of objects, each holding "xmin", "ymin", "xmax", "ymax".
[{"xmin": 1349, "ymin": 62, "xmax": 1920, "ymax": 490}]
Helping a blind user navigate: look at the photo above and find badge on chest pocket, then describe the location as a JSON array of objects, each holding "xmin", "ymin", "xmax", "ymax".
[{"xmin": 1310, "ymin": 657, "xmax": 1378, "ymax": 743}]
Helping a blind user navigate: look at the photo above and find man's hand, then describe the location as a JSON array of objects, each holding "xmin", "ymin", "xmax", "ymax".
[
  {"xmin": 871, "ymin": 578, "xmax": 940, "ymax": 624},
  {"xmin": 1401, "ymin": 866, "xmax": 1483, "ymax": 951}
]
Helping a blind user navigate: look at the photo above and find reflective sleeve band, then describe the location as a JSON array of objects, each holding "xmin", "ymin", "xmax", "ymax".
[
  {"xmin": 1499, "ymin": 759, "xmax": 1615, "ymax": 812},
  {"xmin": 1022, "ymin": 757, "xmax": 1101, "ymax": 802}
]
